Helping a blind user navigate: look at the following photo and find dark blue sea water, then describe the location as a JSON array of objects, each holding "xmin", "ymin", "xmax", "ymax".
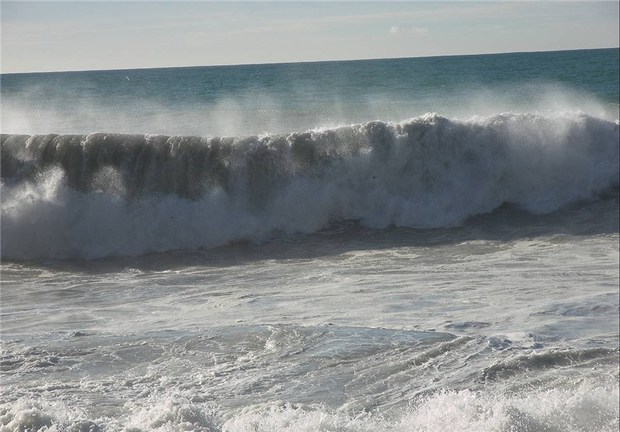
[{"xmin": 1, "ymin": 49, "xmax": 619, "ymax": 431}]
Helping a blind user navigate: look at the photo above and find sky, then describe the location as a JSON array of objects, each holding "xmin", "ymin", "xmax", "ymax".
[{"xmin": 1, "ymin": 1, "xmax": 618, "ymax": 73}]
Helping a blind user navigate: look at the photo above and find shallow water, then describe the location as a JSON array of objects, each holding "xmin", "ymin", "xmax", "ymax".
[{"xmin": 2, "ymin": 197, "xmax": 619, "ymax": 431}]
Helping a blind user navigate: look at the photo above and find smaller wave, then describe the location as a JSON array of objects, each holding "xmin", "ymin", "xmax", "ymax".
[
  {"xmin": 1, "ymin": 112, "xmax": 618, "ymax": 259},
  {"xmin": 480, "ymin": 347, "xmax": 619, "ymax": 382}
]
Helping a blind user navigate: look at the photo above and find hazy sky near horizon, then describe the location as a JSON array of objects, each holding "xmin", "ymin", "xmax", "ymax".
[{"xmin": 1, "ymin": 1, "xmax": 618, "ymax": 73}]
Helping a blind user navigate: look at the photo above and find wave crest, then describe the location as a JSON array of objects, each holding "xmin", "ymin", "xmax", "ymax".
[{"xmin": 2, "ymin": 112, "xmax": 618, "ymax": 259}]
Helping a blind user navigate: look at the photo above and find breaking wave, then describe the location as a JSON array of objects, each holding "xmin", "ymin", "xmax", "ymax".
[{"xmin": 1, "ymin": 112, "xmax": 618, "ymax": 259}]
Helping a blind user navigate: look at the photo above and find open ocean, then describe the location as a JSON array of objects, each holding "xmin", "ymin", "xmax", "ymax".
[{"xmin": 1, "ymin": 48, "xmax": 619, "ymax": 431}]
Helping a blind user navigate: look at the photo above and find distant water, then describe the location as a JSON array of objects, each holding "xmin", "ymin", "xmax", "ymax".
[{"xmin": 1, "ymin": 48, "xmax": 619, "ymax": 431}]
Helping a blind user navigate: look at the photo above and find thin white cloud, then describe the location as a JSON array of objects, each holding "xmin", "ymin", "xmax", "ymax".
[{"xmin": 389, "ymin": 26, "xmax": 429, "ymax": 36}]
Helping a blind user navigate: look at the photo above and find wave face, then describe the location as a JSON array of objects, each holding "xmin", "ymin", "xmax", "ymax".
[{"xmin": 1, "ymin": 112, "xmax": 618, "ymax": 259}]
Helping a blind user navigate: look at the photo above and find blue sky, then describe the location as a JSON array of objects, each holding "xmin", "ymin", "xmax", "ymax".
[{"xmin": 1, "ymin": 1, "xmax": 618, "ymax": 73}]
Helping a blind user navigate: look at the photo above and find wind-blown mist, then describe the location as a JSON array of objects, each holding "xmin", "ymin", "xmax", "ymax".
[{"xmin": 1, "ymin": 82, "xmax": 617, "ymax": 138}]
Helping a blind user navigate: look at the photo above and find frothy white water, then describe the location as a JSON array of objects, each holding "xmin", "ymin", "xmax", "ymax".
[
  {"xmin": 1, "ymin": 381, "xmax": 617, "ymax": 431},
  {"xmin": 1, "ymin": 112, "xmax": 618, "ymax": 259},
  {"xmin": 221, "ymin": 384, "xmax": 619, "ymax": 432}
]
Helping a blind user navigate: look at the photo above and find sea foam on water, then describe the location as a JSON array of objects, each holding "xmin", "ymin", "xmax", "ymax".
[{"xmin": 1, "ymin": 49, "xmax": 618, "ymax": 432}]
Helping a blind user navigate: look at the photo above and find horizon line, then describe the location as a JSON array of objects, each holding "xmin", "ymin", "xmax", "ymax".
[{"xmin": 1, "ymin": 46, "xmax": 618, "ymax": 76}]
